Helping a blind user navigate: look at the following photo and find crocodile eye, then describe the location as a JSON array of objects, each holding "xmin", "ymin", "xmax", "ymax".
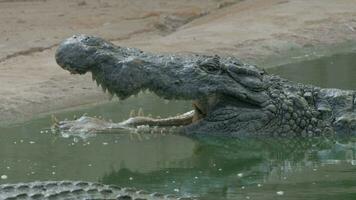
[
  {"xmin": 202, "ymin": 64, "xmax": 220, "ymax": 73},
  {"xmin": 198, "ymin": 55, "xmax": 222, "ymax": 74}
]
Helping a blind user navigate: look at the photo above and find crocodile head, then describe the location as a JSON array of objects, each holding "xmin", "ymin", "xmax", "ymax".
[{"xmin": 56, "ymin": 35, "xmax": 275, "ymax": 136}]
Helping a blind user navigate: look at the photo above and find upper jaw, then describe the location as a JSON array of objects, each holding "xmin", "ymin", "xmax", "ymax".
[{"xmin": 57, "ymin": 35, "xmax": 270, "ymax": 106}]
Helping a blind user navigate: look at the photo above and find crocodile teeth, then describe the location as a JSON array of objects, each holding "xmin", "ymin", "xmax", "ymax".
[
  {"xmin": 129, "ymin": 109, "xmax": 136, "ymax": 117},
  {"xmin": 138, "ymin": 108, "xmax": 144, "ymax": 116},
  {"xmin": 51, "ymin": 115, "xmax": 60, "ymax": 128}
]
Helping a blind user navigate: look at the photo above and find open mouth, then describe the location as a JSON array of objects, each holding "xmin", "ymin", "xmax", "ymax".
[
  {"xmin": 87, "ymin": 71, "xmax": 216, "ymax": 129},
  {"xmin": 52, "ymin": 93, "xmax": 211, "ymax": 136},
  {"xmin": 118, "ymin": 98, "xmax": 210, "ymax": 128}
]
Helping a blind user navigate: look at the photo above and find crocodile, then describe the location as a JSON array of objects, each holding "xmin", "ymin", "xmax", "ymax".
[
  {"xmin": 54, "ymin": 34, "xmax": 356, "ymax": 137},
  {"xmin": 0, "ymin": 181, "xmax": 193, "ymax": 200}
]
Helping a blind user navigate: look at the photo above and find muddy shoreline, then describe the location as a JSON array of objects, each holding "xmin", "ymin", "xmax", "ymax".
[{"xmin": 1, "ymin": 0, "xmax": 356, "ymax": 126}]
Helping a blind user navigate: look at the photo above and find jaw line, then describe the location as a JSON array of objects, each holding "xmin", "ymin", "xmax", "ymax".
[
  {"xmin": 116, "ymin": 110, "xmax": 196, "ymax": 128},
  {"xmin": 89, "ymin": 69, "xmax": 211, "ymax": 127}
]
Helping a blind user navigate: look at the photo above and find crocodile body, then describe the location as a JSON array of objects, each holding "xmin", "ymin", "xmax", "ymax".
[
  {"xmin": 54, "ymin": 34, "xmax": 356, "ymax": 136},
  {"xmin": 0, "ymin": 181, "xmax": 192, "ymax": 200},
  {"xmin": 6, "ymin": 35, "xmax": 355, "ymax": 200}
]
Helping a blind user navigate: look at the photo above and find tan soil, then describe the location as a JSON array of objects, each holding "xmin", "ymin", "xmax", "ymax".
[{"xmin": 0, "ymin": 0, "xmax": 355, "ymax": 125}]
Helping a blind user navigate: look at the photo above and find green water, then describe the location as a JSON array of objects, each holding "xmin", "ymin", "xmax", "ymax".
[
  {"xmin": 0, "ymin": 53, "xmax": 356, "ymax": 199},
  {"xmin": 268, "ymin": 53, "xmax": 356, "ymax": 90}
]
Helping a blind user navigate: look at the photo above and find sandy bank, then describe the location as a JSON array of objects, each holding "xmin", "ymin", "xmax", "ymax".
[{"xmin": 0, "ymin": 0, "xmax": 356, "ymax": 126}]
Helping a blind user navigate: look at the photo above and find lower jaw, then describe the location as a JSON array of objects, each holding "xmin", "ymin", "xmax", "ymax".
[
  {"xmin": 118, "ymin": 110, "xmax": 204, "ymax": 128},
  {"xmin": 117, "ymin": 99, "xmax": 208, "ymax": 128}
]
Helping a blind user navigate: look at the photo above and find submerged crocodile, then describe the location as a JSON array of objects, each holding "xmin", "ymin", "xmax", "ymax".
[
  {"xmin": 54, "ymin": 34, "xmax": 356, "ymax": 136},
  {"xmin": 0, "ymin": 181, "xmax": 192, "ymax": 199}
]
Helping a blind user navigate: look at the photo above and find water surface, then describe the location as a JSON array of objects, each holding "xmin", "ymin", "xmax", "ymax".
[
  {"xmin": 268, "ymin": 52, "xmax": 356, "ymax": 90},
  {"xmin": 0, "ymin": 53, "xmax": 356, "ymax": 199}
]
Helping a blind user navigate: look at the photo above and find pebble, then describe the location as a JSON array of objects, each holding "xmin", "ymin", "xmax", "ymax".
[{"xmin": 1, "ymin": 175, "xmax": 8, "ymax": 180}]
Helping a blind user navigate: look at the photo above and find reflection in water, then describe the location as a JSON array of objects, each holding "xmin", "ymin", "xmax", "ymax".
[
  {"xmin": 0, "ymin": 53, "xmax": 356, "ymax": 199},
  {"xmin": 100, "ymin": 136, "xmax": 356, "ymax": 200}
]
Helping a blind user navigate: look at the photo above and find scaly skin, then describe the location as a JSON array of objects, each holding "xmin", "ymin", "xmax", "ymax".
[
  {"xmin": 0, "ymin": 181, "xmax": 193, "ymax": 200},
  {"xmin": 54, "ymin": 34, "xmax": 356, "ymax": 137}
]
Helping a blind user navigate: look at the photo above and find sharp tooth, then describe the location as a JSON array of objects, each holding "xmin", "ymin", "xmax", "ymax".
[
  {"xmin": 129, "ymin": 110, "xmax": 136, "ymax": 117},
  {"xmin": 160, "ymin": 129, "xmax": 165, "ymax": 135},
  {"xmin": 138, "ymin": 108, "xmax": 144, "ymax": 116},
  {"xmin": 152, "ymin": 126, "xmax": 158, "ymax": 135},
  {"xmin": 51, "ymin": 114, "xmax": 59, "ymax": 124},
  {"xmin": 161, "ymin": 128, "xmax": 166, "ymax": 135},
  {"xmin": 51, "ymin": 115, "xmax": 59, "ymax": 127}
]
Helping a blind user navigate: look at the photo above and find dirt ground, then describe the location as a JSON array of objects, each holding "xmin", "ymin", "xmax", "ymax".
[{"xmin": 0, "ymin": 0, "xmax": 356, "ymax": 125}]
